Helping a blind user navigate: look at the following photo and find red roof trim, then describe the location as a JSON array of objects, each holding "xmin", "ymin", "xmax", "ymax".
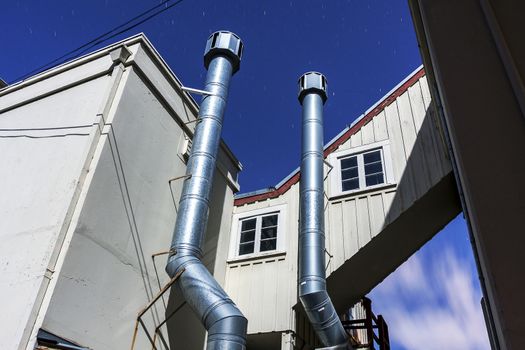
[{"xmin": 234, "ymin": 68, "xmax": 426, "ymax": 207}]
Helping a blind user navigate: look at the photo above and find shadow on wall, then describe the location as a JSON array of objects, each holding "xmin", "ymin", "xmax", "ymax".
[
  {"xmin": 165, "ymin": 173, "xmax": 228, "ymax": 349},
  {"xmin": 327, "ymin": 97, "xmax": 462, "ymax": 313}
]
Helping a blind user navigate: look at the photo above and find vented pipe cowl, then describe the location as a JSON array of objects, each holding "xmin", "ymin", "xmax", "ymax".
[
  {"xmin": 298, "ymin": 71, "xmax": 328, "ymax": 104},
  {"xmin": 204, "ymin": 31, "xmax": 243, "ymax": 74}
]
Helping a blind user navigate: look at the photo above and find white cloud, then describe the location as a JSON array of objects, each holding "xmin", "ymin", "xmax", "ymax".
[{"xmin": 368, "ymin": 247, "xmax": 490, "ymax": 350}]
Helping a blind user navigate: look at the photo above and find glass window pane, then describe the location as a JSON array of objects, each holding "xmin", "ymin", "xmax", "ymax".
[
  {"xmin": 366, "ymin": 173, "xmax": 384, "ymax": 186},
  {"xmin": 341, "ymin": 167, "xmax": 358, "ymax": 180},
  {"xmin": 241, "ymin": 218, "xmax": 256, "ymax": 231},
  {"xmin": 364, "ymin": 150, "xmax": 381, "ymax": 164},
  {"xmin": 240, "ymin": 230, "xmax": 255, "ymax": 243},
  {"xmin": 260, "ymin": 239, "xmax": 277, "ymax": 252},
  {"xmin": 261, "ymin": 227, "xmax": 277, "ymax": 239},
  {"xmin": 239, "ymin": 242, "xmax": 254, "ymax": 255},
  {"xmin": 365, "ymin": 162, "xmax": 382, "ymax": 175},
  {"xmin": 342, "ymin": 178, "xmax": 359, "ymax": 191},
  {"xmin": 262, "ymin": 214, "xmax": 278, "ymax": 227},
  {"xmin": 341, "ymin": 156, "xmax": 357, "ymax": 169}
]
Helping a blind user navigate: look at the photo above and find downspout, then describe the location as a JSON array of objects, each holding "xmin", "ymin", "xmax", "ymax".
[
  {"xmin": 165, "ymin": 31, "xmax": 247, "ymax": 350},
  {"xmin": 297, "ymin": 72, "xmax": 351, "ymax": 350}
]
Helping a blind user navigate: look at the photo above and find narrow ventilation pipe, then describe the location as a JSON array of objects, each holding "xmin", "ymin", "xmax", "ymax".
[
  {"xmin": 165, "ymin": 31, "xmax": 247, "ymax": 350},
  {"xmin": 298, "ymin": 72, "xmax": 351, "ymax": 350}
]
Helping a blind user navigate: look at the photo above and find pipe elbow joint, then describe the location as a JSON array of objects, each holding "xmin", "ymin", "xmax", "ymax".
[
  {"xmin": 207, "ymin": 313, "xmax": 248, "ymax": 350},
  {"xmin": 165, "ymin": 249, "xmax": 199, "ymax": 278},
  {"xmin": 165, "ymin": 250, "xmax": 248, "ymax": 349},
  {"xmin": 300, "ymin": 290, "xmax": 349, "ymax": 347}
]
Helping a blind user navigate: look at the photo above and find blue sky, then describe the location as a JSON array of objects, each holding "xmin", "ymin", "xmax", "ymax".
[
  {"xmin": 369, "ymin": 215, "xmax": 489, "ymax": 350},
  {"xmin": 1, "ymin": 1, "xmax": 489, "ymax": 349}
]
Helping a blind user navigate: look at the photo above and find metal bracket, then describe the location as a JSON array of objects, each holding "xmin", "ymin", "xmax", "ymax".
[
  {"xmin": 184, "ymin": 119, "xmax": 199, "ymax": 125},
  {"xmin": 181, "ymin": 86, "xmax": 215, "ymax": 96},
  {"xmin": 168, "ymin": 174, "xmax": 192, "ymax": 184},
  {"xmin": 323, "ymin": 159, "xmax": 334, "ymax": 182},
  {"xmin": 130, "ymin": 268, "xmax": 185, "ymax": 350},
  {"xmin": 325, "ymin": 248, "xmax": 334, "ymax": 271}
]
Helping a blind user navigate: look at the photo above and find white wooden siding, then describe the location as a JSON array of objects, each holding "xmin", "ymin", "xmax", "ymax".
[{"xmin": 225, "ymin": 73, "xmax": 452, "ymax": 336}]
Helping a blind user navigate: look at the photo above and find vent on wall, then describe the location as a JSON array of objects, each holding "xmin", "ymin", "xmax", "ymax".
[{"xmin": 180, "ymin": 137, "xmax": 192, "ymax": 163}]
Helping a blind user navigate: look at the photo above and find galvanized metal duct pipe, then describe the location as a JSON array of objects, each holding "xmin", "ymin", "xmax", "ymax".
[
  {"xmin": 165, "ymin": 31, "xmax": 247, "ymax": 350},
  {"xmin": 298, "ymin": 72, "xmax": 351, "ymax": 350}
]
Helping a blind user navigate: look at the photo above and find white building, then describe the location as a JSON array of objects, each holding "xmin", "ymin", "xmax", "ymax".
[
  {"xmin": 0, "ymin": 34, "xmax": 459, "ymax": 350},
  {"xmin": 225, "ymin": 66, "xmax": 458, "ymax": 349}
]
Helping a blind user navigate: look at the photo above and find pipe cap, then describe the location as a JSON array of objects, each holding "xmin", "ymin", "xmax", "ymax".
[
  {"xmin": 298, "ymin": 72, "xmax": 328, "ymax": 104},
  {"xmin": 204, "ymin": 31, "xmax": 243, "ymax": 74}
]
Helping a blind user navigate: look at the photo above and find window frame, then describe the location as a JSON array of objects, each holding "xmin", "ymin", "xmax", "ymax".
[
  {"xmin": 228, "ymin": 205, "xmax": 287, "ymax": 261},
  {"xmin": 328, "ymin": 140, "xmax": 395, "ymax": 197}
]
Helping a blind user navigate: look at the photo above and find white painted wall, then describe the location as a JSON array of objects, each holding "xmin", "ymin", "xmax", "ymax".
[
  {"xmin": 0, "ymin": 71, "xmax": 112, "ymax": 350},
  {"xmin": 0, "ymin": 36, "xmax": 242, "ymax": 350}
]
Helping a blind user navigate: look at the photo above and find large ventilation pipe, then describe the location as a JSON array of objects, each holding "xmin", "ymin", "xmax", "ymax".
[
  {"xmin": 298, "ymin": 72, "xmax": 351, "ymax": 349},
  {"xmin": 166, "ymin": 31, "xmax": 247, "ymax": 350}
]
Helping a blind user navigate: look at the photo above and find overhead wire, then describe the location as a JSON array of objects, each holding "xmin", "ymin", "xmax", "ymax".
[
  {"xmin": 10, "ymin": 0, "xmax": 185, "ymax": 84},
  {"xmin": 74, "ymin": 0, "xmax": 184, "ymax": 58}
]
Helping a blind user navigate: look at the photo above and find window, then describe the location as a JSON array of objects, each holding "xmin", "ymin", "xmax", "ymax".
[
  {"xmin": 340, "ymin": 149, "xmax": 385, "ymax": 191},
  {"xmin": 229, "ymin": 205, "xmax": 286, "ymax": 260},
  {"xmin": 329, "ymin": 141, "xmax": 394, "ymax": 197},
  {"xmin": 238, "ymin": 213, "xmax": 278, "ymax": 256}
]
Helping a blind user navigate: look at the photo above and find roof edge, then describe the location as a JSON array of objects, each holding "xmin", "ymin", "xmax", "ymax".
[
  {"xmin": 0, "ymin": 33, "xmax": 243, "ymax": 172},
  {"xmin": 234, "ymin": 65, "xmax": 426, "ymax": 206}
]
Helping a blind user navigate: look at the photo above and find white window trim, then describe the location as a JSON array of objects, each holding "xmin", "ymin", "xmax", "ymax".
[
  {"xmin": 228, "ymin": 204, "xmax": 287, "ymax": 261},
  {"xmin": 328, "ymin": 140, "xmax": 395, "ymax": 198}
]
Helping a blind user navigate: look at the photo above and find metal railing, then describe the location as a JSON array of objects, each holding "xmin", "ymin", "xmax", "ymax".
[{"xmin": 341, "ymin": 298, "xmax": 390, "ymax": 350}]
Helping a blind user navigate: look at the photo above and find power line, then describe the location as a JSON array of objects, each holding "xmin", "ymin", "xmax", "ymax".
[
  {"xmin": 75, "ymin": 0, "xmax": 184, "ymax": 58},
  {"xmin": 10, "ymin": 0, "xmax": 185, "ymax": 84}
]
